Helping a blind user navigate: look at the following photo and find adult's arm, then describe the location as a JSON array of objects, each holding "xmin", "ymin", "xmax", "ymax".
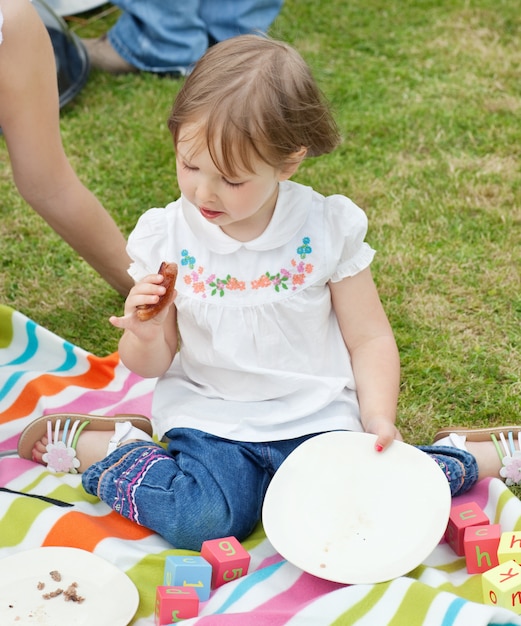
[{"xmin": 0, "ymin": 0, "xmax": 132, "ymax": 295}]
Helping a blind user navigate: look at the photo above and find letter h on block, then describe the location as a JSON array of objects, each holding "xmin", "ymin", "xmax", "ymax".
[
  {"xmin": 498, "ymin": 532, "xmax": 521, "ymax": 565},
  {"xmin": 445, "ymin": 501, "xmax": 489, "ymax": 556},
  {"xmin": 464, "ymin": 524, "xmax": 501, "ymax": 574},
  {"xmin": 201, "ymin": 536, "xmax": 251, "ymax": 589},
  {"xmin": 482, "ymin": 559, "xmax": 521, "ymax": 615}
]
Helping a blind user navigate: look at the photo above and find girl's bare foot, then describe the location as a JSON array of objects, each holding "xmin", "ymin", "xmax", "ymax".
[
  {"xmin": 466, "ymin": 440, "xmax": 503, "ymax": 481},
  {"xmin": 32, "ymin": 430, "xmax": 115, "ymax": 472}
]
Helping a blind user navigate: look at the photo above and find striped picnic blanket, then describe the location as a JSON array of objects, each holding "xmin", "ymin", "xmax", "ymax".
[{"xmin": 1, "ymin": 303, "xmax": 521, "ymax": 625}]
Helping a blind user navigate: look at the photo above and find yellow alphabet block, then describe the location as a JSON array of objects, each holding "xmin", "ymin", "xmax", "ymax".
[
  {"xmin": 498, "ymin": 532, "xmax": 521, "ymax": 565},
  {"xmin": 482, "ymin": 559, "xmax": 521, "ymax": 614}
]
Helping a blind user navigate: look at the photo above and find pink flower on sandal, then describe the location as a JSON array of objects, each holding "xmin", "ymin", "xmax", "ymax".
[
  {"xmin": 42, "ymin": 441, "xmax": 80, "ymax": 474},
  {"xmin": 499, "ymin": 451, "xmax": 521, "ymax": 487}
]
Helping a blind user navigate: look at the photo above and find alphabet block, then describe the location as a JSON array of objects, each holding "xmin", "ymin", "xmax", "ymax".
[
  {"xmin": 482, "ymin": 559, "xmax": 521, "ymax": 614},
  {"xmin": 498, "ymin": 532, "xmax": 521, "ymax": 565},
  {"xmin": 464, "ymin": 524, "xmax": 501, "ymax": 573},
  {"xmin": 201, "ymin": 536, "xmax": 251, "ymax": 588},
  {"xmin": 155, "ymin": 586, "xmax": 199, "ymax": 625},
  {"xmin": 445, "ymin": 501, "xmax": 489, "ymax": 556},
  {"xmin": 163, "ymin": 555, "xmax": 212, "ymax": 601}
]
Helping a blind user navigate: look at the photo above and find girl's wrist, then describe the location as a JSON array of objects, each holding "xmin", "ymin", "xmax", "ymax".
[{"xmin": 362, "ymin": 415, "xmax": 396, "ymax": 430}]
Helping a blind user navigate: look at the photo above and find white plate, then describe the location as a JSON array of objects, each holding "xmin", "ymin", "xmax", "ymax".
[
  {"xmin": 262, "ymin": 431, "xmax": 451, "ymax": 584},
  {"xmin": 0, "ymin": 547, "xmax": 139, "ymax": 625}
]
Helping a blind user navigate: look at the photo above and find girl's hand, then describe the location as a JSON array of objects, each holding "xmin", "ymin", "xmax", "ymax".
[
  {"xmin": 363, "ymin": 416, "xmax": 403, "ymax": 453},
  {"xmin": 109, "ymin": 272, "xmax": 176, "ymax": 333}
]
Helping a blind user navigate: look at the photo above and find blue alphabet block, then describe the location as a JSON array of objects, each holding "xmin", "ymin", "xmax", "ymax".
[{"xmin": 163, "ymin": 555, "xmax": 212, "ymax": 601}]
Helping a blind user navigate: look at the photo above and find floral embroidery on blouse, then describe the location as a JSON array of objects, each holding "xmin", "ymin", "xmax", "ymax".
[{"xmin": 181, "ymin": 238, "xmax": 314, "ymax": 298}]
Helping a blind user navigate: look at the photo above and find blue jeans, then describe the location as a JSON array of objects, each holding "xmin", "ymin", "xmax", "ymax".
[
  {"xmin": 108, "ymin": 0, "xmax": 284, "ymax": 73},
  {"xmin": 82, "ymin": 429, "xmax": 479, "ymax": 551}
]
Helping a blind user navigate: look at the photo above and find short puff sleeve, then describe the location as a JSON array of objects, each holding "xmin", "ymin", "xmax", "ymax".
[
  {"xmin": 324, "ymin": 194, "xmax": 376, "ymax": 283},
  {"xmin": 126, "ymin": 202, "xmax": 179, "ymax": 281}
]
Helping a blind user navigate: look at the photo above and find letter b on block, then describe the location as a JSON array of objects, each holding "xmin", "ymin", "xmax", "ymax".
[
  {"xmin": 201, "ymin": 536, "xmax": 251, "ymax": 589},
  {"xmin": 482, "ymin": 560, "xmax": 521, "ymax": 614}
]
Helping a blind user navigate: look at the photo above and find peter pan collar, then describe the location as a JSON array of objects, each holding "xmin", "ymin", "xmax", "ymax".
[{"xmin": 181, "ymin": 180, "xmax": 312, "ymax": 253}]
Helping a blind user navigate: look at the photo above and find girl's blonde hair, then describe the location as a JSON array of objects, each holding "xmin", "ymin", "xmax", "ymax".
[{"xmin": 167, "ymin": 35, "xmax": 341, "ymax": 178}]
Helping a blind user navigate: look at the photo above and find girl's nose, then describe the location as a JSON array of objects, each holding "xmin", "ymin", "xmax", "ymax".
[{"xmin": 196, "ymin": 178, "xmax": 216, "ymax": 204}]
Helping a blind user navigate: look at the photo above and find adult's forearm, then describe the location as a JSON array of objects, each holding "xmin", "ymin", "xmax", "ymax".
[
  {"xmin": 16, "ymin": 169, "xmax": 132, "ymax": 296},
  {"xmin": 37, "ymin": 186, "xmax": 133, "ymax": 296}
]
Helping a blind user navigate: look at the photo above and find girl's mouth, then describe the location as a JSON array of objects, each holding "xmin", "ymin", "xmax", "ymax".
[{"xmin": 200, "ymin": 207, "xmax": 224, "ymax": 220}]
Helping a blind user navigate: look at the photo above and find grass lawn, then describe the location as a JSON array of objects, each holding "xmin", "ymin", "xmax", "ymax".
[{"xmin": 0, "ymin": 0, "xmax": 519, "ymax": 446}]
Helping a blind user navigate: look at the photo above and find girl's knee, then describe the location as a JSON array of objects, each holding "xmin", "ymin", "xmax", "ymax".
[{"xmin": 161, "ymin": 508, "xmax": 257, "ymax": 551}]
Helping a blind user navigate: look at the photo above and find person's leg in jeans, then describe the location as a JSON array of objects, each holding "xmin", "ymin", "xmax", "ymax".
[
  {"xmin": 201, "ymin": 0, "xmax": 284, "ymax": 45},
  {"xmin": 108, "ymin": 0, "xmax": 207, "ymax": 73},
  {"xmin": 419, "ymin": 445, "xmax": 479, "ymax": 496},
  {"xmin": 84, "ymin": 0, "xmax": 284, "ymax": 74},
  {"xmin": 82, "ymin": 428, "xmax": 312, "ymax": 550}
]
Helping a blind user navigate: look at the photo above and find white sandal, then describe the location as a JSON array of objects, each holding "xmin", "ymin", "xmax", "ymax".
[
  {"xmin": 18, "ymin": 413, "xmax": 153, "ymax": 474},
  {"xmin": 434, "ymin": 426, "xmax": 521, "ymax": 487}
]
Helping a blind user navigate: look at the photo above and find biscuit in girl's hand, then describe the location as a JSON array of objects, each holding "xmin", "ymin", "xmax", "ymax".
[{"xmin": 136, "ymin": 261, "xmax": 178, "ymax": 321}]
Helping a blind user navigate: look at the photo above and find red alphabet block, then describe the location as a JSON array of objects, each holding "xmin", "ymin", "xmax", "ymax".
[
  {"xmin": 201, "ymin": 536, "xmax": 251, "ymax": 588},
  {"xmin": 155, "ymin": 586, "xmax": 199, "ymax": 625},
  {"xmin": 445, "ymin": 501, "xmax": 489, "ymax": 555},
  {"xmin": 464, "ymin": 524, "xmax": 501, "ymax": 573}
]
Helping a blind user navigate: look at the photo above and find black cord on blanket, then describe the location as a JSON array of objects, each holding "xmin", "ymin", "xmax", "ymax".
[
  {"xmin": 0, "ymin": 487, "xmax": 74, "ymax": 507},
  {"xmin": 0, "ymin": 450, "xmax": 17, "ymax": 457}
]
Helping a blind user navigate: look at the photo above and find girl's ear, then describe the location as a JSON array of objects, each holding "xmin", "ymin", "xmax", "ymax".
[{"xmin": 278, "ymin": 147, "xmax": 308, "ymax": 181}]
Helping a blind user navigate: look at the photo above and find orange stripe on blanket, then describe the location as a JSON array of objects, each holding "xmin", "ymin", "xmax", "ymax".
[
  {"xmin": 0, "ymin": 353, "xmax": 120, "ymax": 423},
  {"xmin": 43, "ymin": 509, "xmax": 154, "ymax": 551}
]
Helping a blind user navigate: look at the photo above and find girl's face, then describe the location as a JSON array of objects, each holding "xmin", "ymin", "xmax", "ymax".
[{"xmin": 176, "ymin": 125, "xmax": 290, "ymax": 242}]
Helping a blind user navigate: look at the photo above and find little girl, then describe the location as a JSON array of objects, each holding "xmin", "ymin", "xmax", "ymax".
[{"xmin": 25, "ymin": 35, "xmax": 520, "ymax": 550}]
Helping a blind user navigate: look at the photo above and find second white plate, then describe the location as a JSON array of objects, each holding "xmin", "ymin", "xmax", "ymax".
[{"xmin": 0, "ymin": 547, "xmax": 139, "ymax": 626}]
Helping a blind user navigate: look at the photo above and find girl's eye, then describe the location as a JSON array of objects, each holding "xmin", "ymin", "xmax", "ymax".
[
  {"xmin": 223, "ymin": 178, "xmax": 245, "ymax": 188},
  {"xmin": 182, "ymin": 163, "xmax": 198, "ymax": 172}
]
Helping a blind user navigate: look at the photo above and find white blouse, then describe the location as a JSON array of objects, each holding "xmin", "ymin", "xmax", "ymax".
[
  {"xmin": 127, "ymin": 180, "xmax": 376, "ymax": 442},
  {"xmin": 0, "ymin": 7, "xmax": 4, "ymax": 45}
]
